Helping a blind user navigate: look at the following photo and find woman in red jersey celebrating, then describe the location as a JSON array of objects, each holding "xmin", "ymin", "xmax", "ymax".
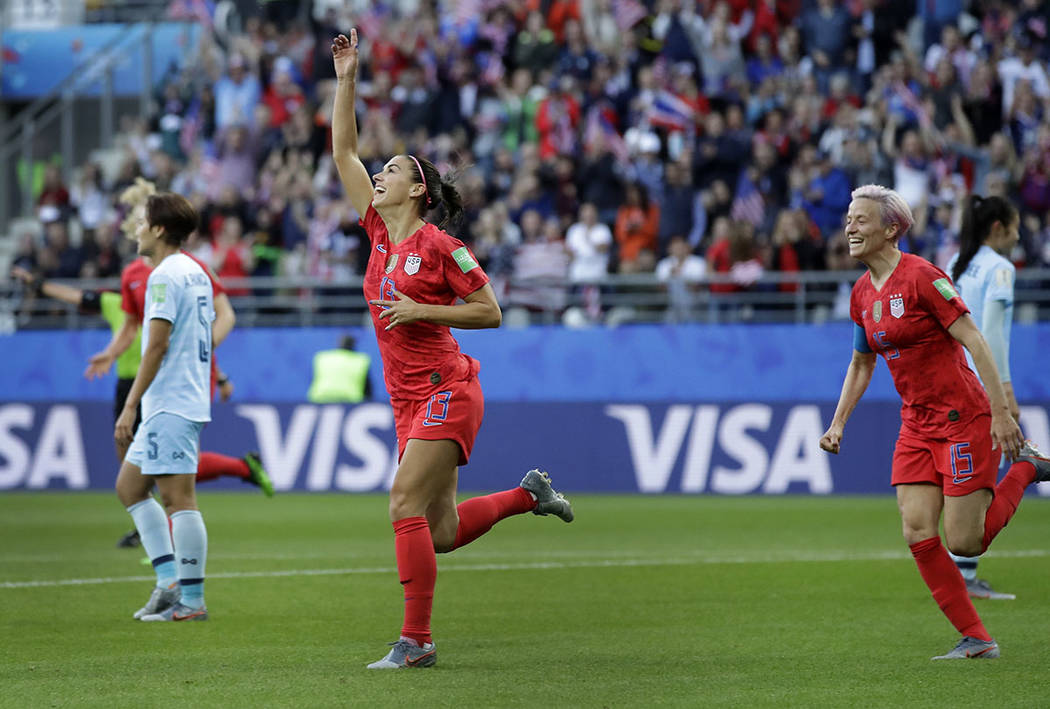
[
  {"xmin": 819, "ymin": 184, "xmax": 1050, "ymax": 660},
  {"xmin": 331, "ymin": 30, "xmax": 574, "ymax": 670}
]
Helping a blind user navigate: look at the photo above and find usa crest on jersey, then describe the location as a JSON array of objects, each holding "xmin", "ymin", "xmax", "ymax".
[
  {"xmin": 889, "ymin": 295, "xmax": 905, "ymax": 319},
  {"xmin": 405, "ymin": 254, "xmax": 422, "ymax": 275}
]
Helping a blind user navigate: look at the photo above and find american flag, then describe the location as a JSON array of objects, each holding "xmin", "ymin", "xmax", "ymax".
[
  {"xmin": 730, "ymin": 172, "xmax": 765, "ymax": 227},
  {"xmin": 612, "ymin": 0, "xmax": 648, "ymax": 32},
  {"xmin": 584, "ymin": 107, "xmax": 630, "ymax": 163},
  {"xmin": 478, "ymin": 50, "xmax": 505, "ymax": 86},
  {"xmin": 356, "ymin": 9, "xmax": 385, "ymax": 42}
]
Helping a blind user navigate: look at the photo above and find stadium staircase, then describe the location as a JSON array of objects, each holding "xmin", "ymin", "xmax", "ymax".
[{"xmin": 0, "ymin": 17, "xmax": 179, "ymax": 272}]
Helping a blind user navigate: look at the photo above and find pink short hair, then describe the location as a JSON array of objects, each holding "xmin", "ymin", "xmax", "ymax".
[{"xmin": 851, "ymin": 184, "xmax": 914, "ymax": 238}]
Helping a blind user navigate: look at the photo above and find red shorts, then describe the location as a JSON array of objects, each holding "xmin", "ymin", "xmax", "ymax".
[
  {"xmin": 390, "ymin": 373, "xmax": 484, "ymax": 466},
  {"xmin": 891, "ymin": 415, "xmax": 997, "ymax": 496}
]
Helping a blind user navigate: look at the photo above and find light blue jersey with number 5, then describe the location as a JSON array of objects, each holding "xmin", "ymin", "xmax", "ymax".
[{"xmin": 142, "ymin": 253, "xmax": 215, "ymax": 423}]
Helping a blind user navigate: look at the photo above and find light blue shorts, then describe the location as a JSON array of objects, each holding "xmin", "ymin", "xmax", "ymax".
[{"xmin": 125, "ymin": 412, "xmax": 203, "ymax": 475}]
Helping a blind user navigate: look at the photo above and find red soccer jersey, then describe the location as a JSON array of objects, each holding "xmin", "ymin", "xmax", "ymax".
[
  {"xmin": 361, "ymin": 205, "xmax": 490, "ymax": 400},
  {"xmin": 850, "ymin": 253, "xmax": 990, "ymax": 438},
  {"xmin": 120, "ymin": 258, "xmax": 153, "ymax": 323}
]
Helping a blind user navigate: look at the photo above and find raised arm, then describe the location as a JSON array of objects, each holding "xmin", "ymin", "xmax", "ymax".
[{"xmin": 331, "ymin": 30, "xmax": 374, "ymax": 219}]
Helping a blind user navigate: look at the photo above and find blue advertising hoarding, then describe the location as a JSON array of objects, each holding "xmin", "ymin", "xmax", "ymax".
[
  {"xmin": 1, "ymin": 23, "xmax": 202, "ymax": 98},
  {"xmin": 8, "ymin": 323, "xmax": 1050, "ymax": 403},
  {"xmin": 3, "ymin": 401, "xmax": 1050, "ymax": 496}
]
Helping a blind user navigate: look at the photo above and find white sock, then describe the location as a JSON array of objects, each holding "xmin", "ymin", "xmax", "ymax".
[
  {"xmin": 949, "ymin": 552, "xmax": 979, "ymax": 582},
  {"xmin": 127, "ymin": 498, "xmax": 176, "ymax": 587},
  {"xmin": 171, "ymin": 509, "xmax": 207, "ymax": 608}
]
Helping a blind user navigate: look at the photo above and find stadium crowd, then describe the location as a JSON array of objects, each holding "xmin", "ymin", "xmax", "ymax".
[{"xmin": 10, "ymin": 0, "xmax": 1050, "ymax": 321}]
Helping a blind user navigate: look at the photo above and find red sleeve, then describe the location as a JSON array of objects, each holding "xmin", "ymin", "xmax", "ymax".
[
  {"xmin": 207, "ymin": 266, "xmax": 226, "ymax": 296},
  {"xmin": 360, "ymin": 203, "xmax": 384, "ymax": 244},
  {"xmin": 183, "ymin": 250, "xmax": 226, "ymax": 296},
  {"xmin": 120, "ymin": 268, "xmax": 135, "ymax": 317},
  {"xmin": 442, "ymin": 238, "xmax": 490, "ymax": 300},
  {"xmin": 914, "ymin": 260, "xmax": 970, "ymax": 331}
]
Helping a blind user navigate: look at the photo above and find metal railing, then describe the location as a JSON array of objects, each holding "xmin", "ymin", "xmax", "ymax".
[
  {"xmin": 5, "ymin": 269, "xmax": 1050, "ymax": 332},
  {"xmin": 0, "ymin": 20, "xmax": 194, "ymax": 229}
]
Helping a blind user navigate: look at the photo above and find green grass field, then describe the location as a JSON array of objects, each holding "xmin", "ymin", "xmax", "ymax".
[{"xmin": 2, "ymin": 492, "xmax": 1049, "ymax": 708}]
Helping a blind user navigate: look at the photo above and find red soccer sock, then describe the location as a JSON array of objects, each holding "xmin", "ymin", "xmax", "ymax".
[
  {"xmin": 394, "ymin": 516, "xmax": 436, "ymax": 646},
  {"xmin": 196, "ymin": 452, "xmax": 250, "ymax": 483},
  {"xmin": 981, "ymin": 461, "xmax": 1036, "ymax": 553},
  {"xmin": 909, "ymin": 536, "xmax": 991, "ymax": 642},
  {"xmin": 451, "ymin": 488, "xmax": 536, "ymax": 550}
]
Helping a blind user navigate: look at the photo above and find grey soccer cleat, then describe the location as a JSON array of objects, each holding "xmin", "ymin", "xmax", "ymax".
[
  {"xmin": 117, "ymin": 529, "xmax": 141, "ymax": 548},
  {"xmin": 931, "ymin": 636, "xmax": 999, "ymax": 660},
  {"xmin": 133, "ymin": 582, "xmax": 180, "ymax": 620},
  {"xmin": 140, "ymin": 602, "xmax": 209, "ymax": 622},
  {"xmin": 366, "ymin": 639, "xmax": 436, "ymax": 669},
  {"xmin": 1018, "ymin": 440, "xmax": 1050, "ymax": 482},
  {"xmin": 520, "ymin": 469, "xmax": 574, "ymax": 522},
  {"xmin": 966, "ymin": 577, "xmax": 1016, "ymax": 600}
]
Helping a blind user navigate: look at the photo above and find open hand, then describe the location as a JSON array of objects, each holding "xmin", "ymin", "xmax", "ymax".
[
  {"xmin": 370, "ymin": 290, "xmax": 424, "ymax": 331},
  {"xmin": 332, "ymin": 30, "xmax": 359, "ymax": 81},
  {"xmin": 990, "ymin": 411, "xmax": 1024, "ymax": 461},
  {"xmin": 85, "ymin": 351, "xmax": 114, "ymax": 379}
]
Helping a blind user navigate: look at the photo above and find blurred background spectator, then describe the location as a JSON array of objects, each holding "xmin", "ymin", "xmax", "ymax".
[{"xmin": 7, "ymin": 0, "xmax": 1050, "ymax": 326}]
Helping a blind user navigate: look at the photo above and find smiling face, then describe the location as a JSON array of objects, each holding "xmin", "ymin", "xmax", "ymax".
[
  {"xmin": 371, "ymin": 156, "xmax": 426, "ymax": 210},
  {"xmin": 844, "ymin": 198, "xmax": 898, "ymax": 262}
]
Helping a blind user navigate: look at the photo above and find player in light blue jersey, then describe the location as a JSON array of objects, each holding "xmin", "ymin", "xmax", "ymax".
[
  {"xmin": 945, "ymin": 194, "xmax": 1021, "ymax": 601},
  {"xmin": 114, "ymin": 192, "xmax": 214, "ymax": 622}
]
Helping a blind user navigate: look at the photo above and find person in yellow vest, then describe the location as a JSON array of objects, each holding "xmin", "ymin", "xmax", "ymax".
[{"xmin": 308, "ymin": 334, "xmax": 373, "ymax": 403}]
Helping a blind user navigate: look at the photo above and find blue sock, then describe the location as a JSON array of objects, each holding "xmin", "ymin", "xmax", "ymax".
[
  {"xmin": 172, "ymin": 509, "xmax": 207, "ymax": 608},
  {"xmin": 127, "ymin": 498, "xmax": 176, "ymax": 587},
  {"xmin": 950, "ymin": 552, "xmax": 979, "ymax": 582}
]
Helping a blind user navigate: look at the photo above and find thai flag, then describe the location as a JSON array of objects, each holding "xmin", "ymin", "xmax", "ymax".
[
  {"xmin": 648, "ymin": 90, "xmax": 694, "ymax": 132},
  {"xmin": 731, "ymin": 173, "xmax": 765, "ymax": 227},
  {"xmin": 613, "ymin": 0, "xmax": 648, "ymax": 32}
]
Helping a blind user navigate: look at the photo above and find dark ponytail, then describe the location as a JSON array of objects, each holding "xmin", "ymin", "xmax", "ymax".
[
  {"xmin": 408, "ymin": 155, "xmax": 465, "ymax": 232},
  {"xmin": 952, "ymin": 194, "xmax": 1016, "ymax": 282}
]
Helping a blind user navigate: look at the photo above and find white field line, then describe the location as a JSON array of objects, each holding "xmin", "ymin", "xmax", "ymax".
[{"xmin": 2, "ymin": 548, "xmax": 1049, "ymax": 590}]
